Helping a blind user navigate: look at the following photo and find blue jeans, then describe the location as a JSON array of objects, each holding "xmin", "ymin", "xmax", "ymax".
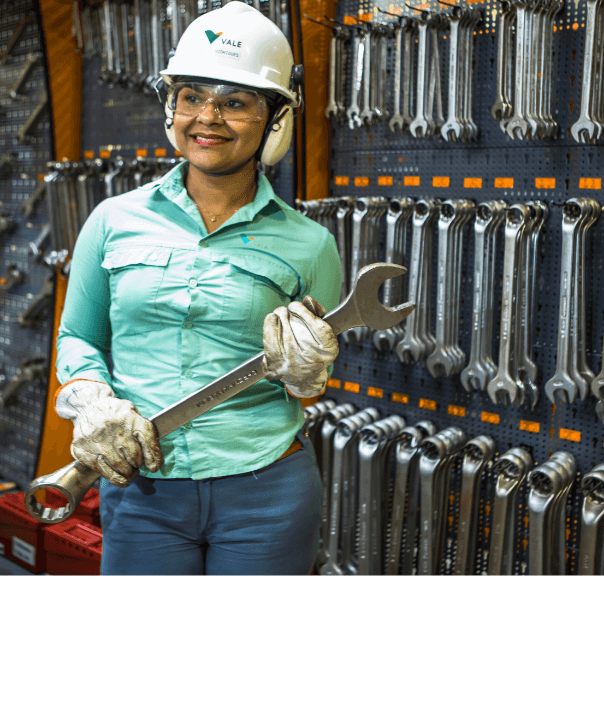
[{"xmin": 99, "ymin": 433, "xmax": 322, "ymax": 575}]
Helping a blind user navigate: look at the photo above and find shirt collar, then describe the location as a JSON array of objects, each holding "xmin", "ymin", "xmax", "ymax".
[{"xmin": 156, "ymin": 160, "xmax": 281, "ymax": 228}]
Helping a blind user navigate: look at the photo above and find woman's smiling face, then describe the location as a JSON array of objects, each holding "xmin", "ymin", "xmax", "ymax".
[{"xmin": 172, "ymin": 83, "xmax": 270, "ymax": 175}]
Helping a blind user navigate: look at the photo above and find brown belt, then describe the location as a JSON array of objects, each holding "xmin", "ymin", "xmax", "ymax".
[
  {"xmin": 276, "ymin": 427, "xmax": 308, "ymax": 462},
  {"xmin": 277, "ymin": 439, "xmax": 303, "ymax": 461}
]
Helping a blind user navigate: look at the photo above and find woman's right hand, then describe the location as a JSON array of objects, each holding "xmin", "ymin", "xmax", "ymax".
[{"xmin": 54, "ymin": 380, "xmax": 164, "ymax": 487}]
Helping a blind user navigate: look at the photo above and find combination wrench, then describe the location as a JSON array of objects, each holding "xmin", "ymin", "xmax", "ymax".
[
  {"xmin": 528, "ymin": 452, "xmax": 577, "ymax": 575},
  {"xmin": 357, "ymin": 415, "xmax": 407, "ymax": 575},
  {"xmin": 453, "ymin": 436, "xmax": 496, "ymax": 576},
  {"xmin": 578, "ymin": 465, "xmax": 604, "ymax": 575},
  {"xmin": 488, "ymin": 447, "xmax": 533, "ymax": 575},
  {"xmin": 417, "ymin": 427, "xmax": 466, "ymax": 575}
]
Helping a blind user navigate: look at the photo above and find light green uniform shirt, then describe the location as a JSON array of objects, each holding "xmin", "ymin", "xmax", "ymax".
[{"xmin": 56, "ymin": 161, "xmax": 342, "ymax": 479}]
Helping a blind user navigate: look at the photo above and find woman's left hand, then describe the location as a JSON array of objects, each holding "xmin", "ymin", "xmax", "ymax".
[{"xmin": 262, "ymin": 296, "xmax": 339, "ymax": 398}]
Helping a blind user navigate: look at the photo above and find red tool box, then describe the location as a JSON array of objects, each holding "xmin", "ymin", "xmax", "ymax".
[
  {"xmin": 0, "ymin": 492, "xmax": 47, "ymax": 573},
  {"xmin": 43, "ymin": 520, "xmax": 102, "ymax": 575},
  {"xmin": 41, "ymin": 489, "xmax": 101, "ymax": 528}
]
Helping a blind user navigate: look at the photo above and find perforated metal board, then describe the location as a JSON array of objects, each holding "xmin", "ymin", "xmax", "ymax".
[
  {"xmin": 0, "ymin": 0, "xmax": 54, "ymax": 490},
  {"xmin": 325, "ymin": 0, "xmax": 604, "ymax": 574}
]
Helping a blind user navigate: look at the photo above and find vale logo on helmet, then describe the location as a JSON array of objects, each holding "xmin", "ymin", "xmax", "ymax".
[{"xmin": 205, "ymin": 30, "xmax": 242, "ymax": 48}]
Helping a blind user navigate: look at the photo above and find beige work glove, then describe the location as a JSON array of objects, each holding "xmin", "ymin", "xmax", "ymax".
[
  {"xmin": 54, "ymin": 380, "xmax": 164, "ymax": 487},
  {"xmin": 262, "ymin": 296, "xmax": 339, "ymax": 399}
]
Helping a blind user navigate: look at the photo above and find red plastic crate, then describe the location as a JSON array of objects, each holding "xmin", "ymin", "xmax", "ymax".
[
  {"xmin": 43, "ymin": 521, "xmax": 102, "ymax": 575},
  {"xmin": 0, "ymin": 492, "xmax": 46, "ymax": 573},
  {"xmin": 42, "ymin": 489, "xmax": 101, "ymax": 528}
]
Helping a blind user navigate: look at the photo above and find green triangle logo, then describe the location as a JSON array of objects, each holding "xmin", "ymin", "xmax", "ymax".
[{"xmin": 205, "ymin": 30, "xmax": 223, "ymax": 44}]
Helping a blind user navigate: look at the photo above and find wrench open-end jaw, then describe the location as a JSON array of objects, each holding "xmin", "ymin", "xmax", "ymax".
[{"xmin": 25, "ymin": 263, "xmax": 415, "ymax": 524}]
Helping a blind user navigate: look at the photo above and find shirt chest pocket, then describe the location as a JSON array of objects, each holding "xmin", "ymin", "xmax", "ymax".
[
  {"xmin": 208, "ymin": 254, "xmax": 302, "ymax": 346},
  {"xmin": 101, "ymin": 246, "xmax": 172, "ymax": 334}
]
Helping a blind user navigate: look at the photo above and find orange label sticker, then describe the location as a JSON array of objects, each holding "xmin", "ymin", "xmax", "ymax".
[
  {"xmin": 344, "ymin": 381, "xmax": 360, "ymax": 394},
  {"xmin": 392, "ymin": 393, "xmax": 409, "ymax": 404},
  {"xmin": 38, "ymin": 173, "xmax": 45, "ymax": 182},
  {"xmin": 354, "ymin": 176, "xmax": 370, "ymax": 187},
  {"xmin": 559, "ymin": 428, "xmax": 581, "ymax": 443},
  {"xmin": 335, "ymin": 176, "xmax": 349, "ymax": 186},
  {"xmin": 136, "ymin": 149, "xmax": 148, "ymax": 158},
  {"xmin": 378, "ymin": 176, "xmax": 393, "ymax": 186},
  {"xmin": 419, "ymin": 398, "xmax": 437, "ymax": 411},
  {"xmin": 579, "ymin": 178, "xmax": 601, "ymax": 189},
  {"xmin": 448, "ymin": 405, "xmax": 466, "ymax": 418},
  {"xmin": 432, "ymin": 176, "xmax": 450, "ymax": 188},
  {"xmin": 494, "ymin": 177, "xmax": 514, "ymax": 189},
  {"xmin": 535, "ymin": 177, "xmax": 556, "ymax": 189},
  {"xmin": 404, "ymin": 175, "xmax": 420, "ymax": 186},
  {"xmin": 358, "ymin": 13, "xmax": 373, "ymax": 21},
  {"xmin": 464, "ymin": 178, "xmax": 483, "ymax": 189},
  {"xmin": 154, "ymin": 148, "xmax": 167, "ymax": 157},
  {"xmin": 175, "ymin": 150, "xmax": 183, "ymax": 156},
  {"xmin": 481, "ymin": 412, "xmax": 500, "ymax": 425},
  {"xmin": 84, "ymin": 151, "xmax": 94, "ymax": 160},
  {"xmin": 520, "ymin": 420, "xmax": 540, "ymax": 433},
  {"xmin": 368, "ymin": 387, "xmax": 383, "ymax": 399},
  {"xmin": 343, "ymin": 16, "xmax": 357, "ymax": 24},
  {"xmin": 100, "ymin": 150, "xmax": 111, "ymax": 159},
  {"xmin": 327, "ymin": 378, "xmax": 341, "ymax": 389}
]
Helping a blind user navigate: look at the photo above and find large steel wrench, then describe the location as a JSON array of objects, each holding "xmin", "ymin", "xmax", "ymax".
[{"xmin": 25, "ymin": 264, "xmax": 415, "ymax": 523}]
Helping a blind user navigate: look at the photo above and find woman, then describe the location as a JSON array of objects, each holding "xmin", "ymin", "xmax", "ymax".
[{"xmin": 53, "ymin": 2, "xmax": 342, "ymax": 575}]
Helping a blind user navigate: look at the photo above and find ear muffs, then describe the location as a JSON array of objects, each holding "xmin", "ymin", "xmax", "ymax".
[{"xmin": 259, "ymin": 106, "xmax": 293, "ymax": 166}]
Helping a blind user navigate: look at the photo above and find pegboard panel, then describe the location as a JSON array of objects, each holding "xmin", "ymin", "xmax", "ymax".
[
  {"xmin": 325, "ymin": 0, "xmax": 604, "ymax": 574},
  {"xmin": 0, "ymin": 0, "xmax": 55, "ymax": 489}
]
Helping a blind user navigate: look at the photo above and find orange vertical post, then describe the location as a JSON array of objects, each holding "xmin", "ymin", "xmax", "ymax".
[{"xmin": 34, "ymin": 0, "xmax": 82, "ymax": 479}]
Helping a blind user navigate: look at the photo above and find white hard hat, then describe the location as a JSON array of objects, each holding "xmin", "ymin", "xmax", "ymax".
[{"xmin": 157, "ymin": 1, "xmax": 304, "ymax": 165}]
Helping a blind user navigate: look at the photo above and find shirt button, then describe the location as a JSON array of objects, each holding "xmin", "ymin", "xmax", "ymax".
[
  {"xmin": 183, "ymin": 321, "xmax": 193, "ymax": 329},
  {"xmin": 149, "ymin": 253, "xmax": 157, "ymax": 261},
  {"xmin": 184, "ymin": 422, "xmax": 192, "ymax": 429},
  {"xmin": 189, "ymin": 279, "xmax": 198, "ymax": 288},
  {"xmin": 185, "ymin": 370, "xmax": 193, "ymax": 378}
]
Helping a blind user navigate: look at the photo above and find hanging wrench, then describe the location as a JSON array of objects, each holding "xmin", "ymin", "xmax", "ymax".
[
  {"xmin": 488, "ymin": 447, "xmax": 533, "ymax": 575},
  {"xmin": 461, "ymin": 201, "xmax": 506, "ymax": 392},
  {"xmin": 357, "ymin": 416, "xmax": 406, "ymax": 575},
  {"xmin": 417, "ymin": 427, "xmax": 466, "ymax": 575},
  {"xmin": 321, "ymin": 408, "xmax": 380, "ymax": 575},
  {"xmin": 386, "ymin": 426, "xmax": 427, "ymax": 575},
  {"xmin": 453, "ymin": 436, "xmax": 496, "ymax": 576},
  {"xmin": 314, "ymin": 403, "xmax": 357, "ymax": 570},
  {"xmin": 488, "ymin": 204, "xmax": 531, "ymax": 406},
  {"xmin": 578, "ymin": 466, "xmax": 604, "ymax": 575}
]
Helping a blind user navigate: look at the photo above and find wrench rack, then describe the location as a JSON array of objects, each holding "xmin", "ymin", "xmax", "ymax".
[
  {"xmin": 0, "ymin": 0, "xmax": 54, "ymax": 490},
  {"xmin": 324, "ymin": 0, "xmax": 604, "ymax": 574}
]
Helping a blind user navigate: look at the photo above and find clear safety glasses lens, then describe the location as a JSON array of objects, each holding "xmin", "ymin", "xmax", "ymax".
[{"xmin": 171, "ymin": 83, "xmax": 268, "ymax": 123}]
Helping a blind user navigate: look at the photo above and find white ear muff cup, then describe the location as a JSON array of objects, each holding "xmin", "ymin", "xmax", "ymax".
[{"xmin": 259, "ymin": 106, "xmax": 293, "ymax": 166}]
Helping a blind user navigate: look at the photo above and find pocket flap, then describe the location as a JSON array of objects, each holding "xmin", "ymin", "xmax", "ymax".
[
  {"xmin": 102, "ymin": 246, "xmax": 172, "ymax": 270},
  {"xmin": 213, "ymin": 253, "xmax": 302, "ymax": 298}
]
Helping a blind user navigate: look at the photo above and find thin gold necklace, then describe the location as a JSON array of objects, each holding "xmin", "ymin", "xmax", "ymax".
[{"xmin": 206, "ymin": 184, "xmax": 255, "ymax": 223}]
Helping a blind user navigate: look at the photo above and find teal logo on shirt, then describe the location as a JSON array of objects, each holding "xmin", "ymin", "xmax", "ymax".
[{"xmin": 241, "ymin": 235, "xmax": 256, "ymax": 244}]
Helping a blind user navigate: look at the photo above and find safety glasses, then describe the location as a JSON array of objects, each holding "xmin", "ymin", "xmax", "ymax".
[{"xmin": 169, "ymin": 82, "xmax": 269, "ymax": 123}]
